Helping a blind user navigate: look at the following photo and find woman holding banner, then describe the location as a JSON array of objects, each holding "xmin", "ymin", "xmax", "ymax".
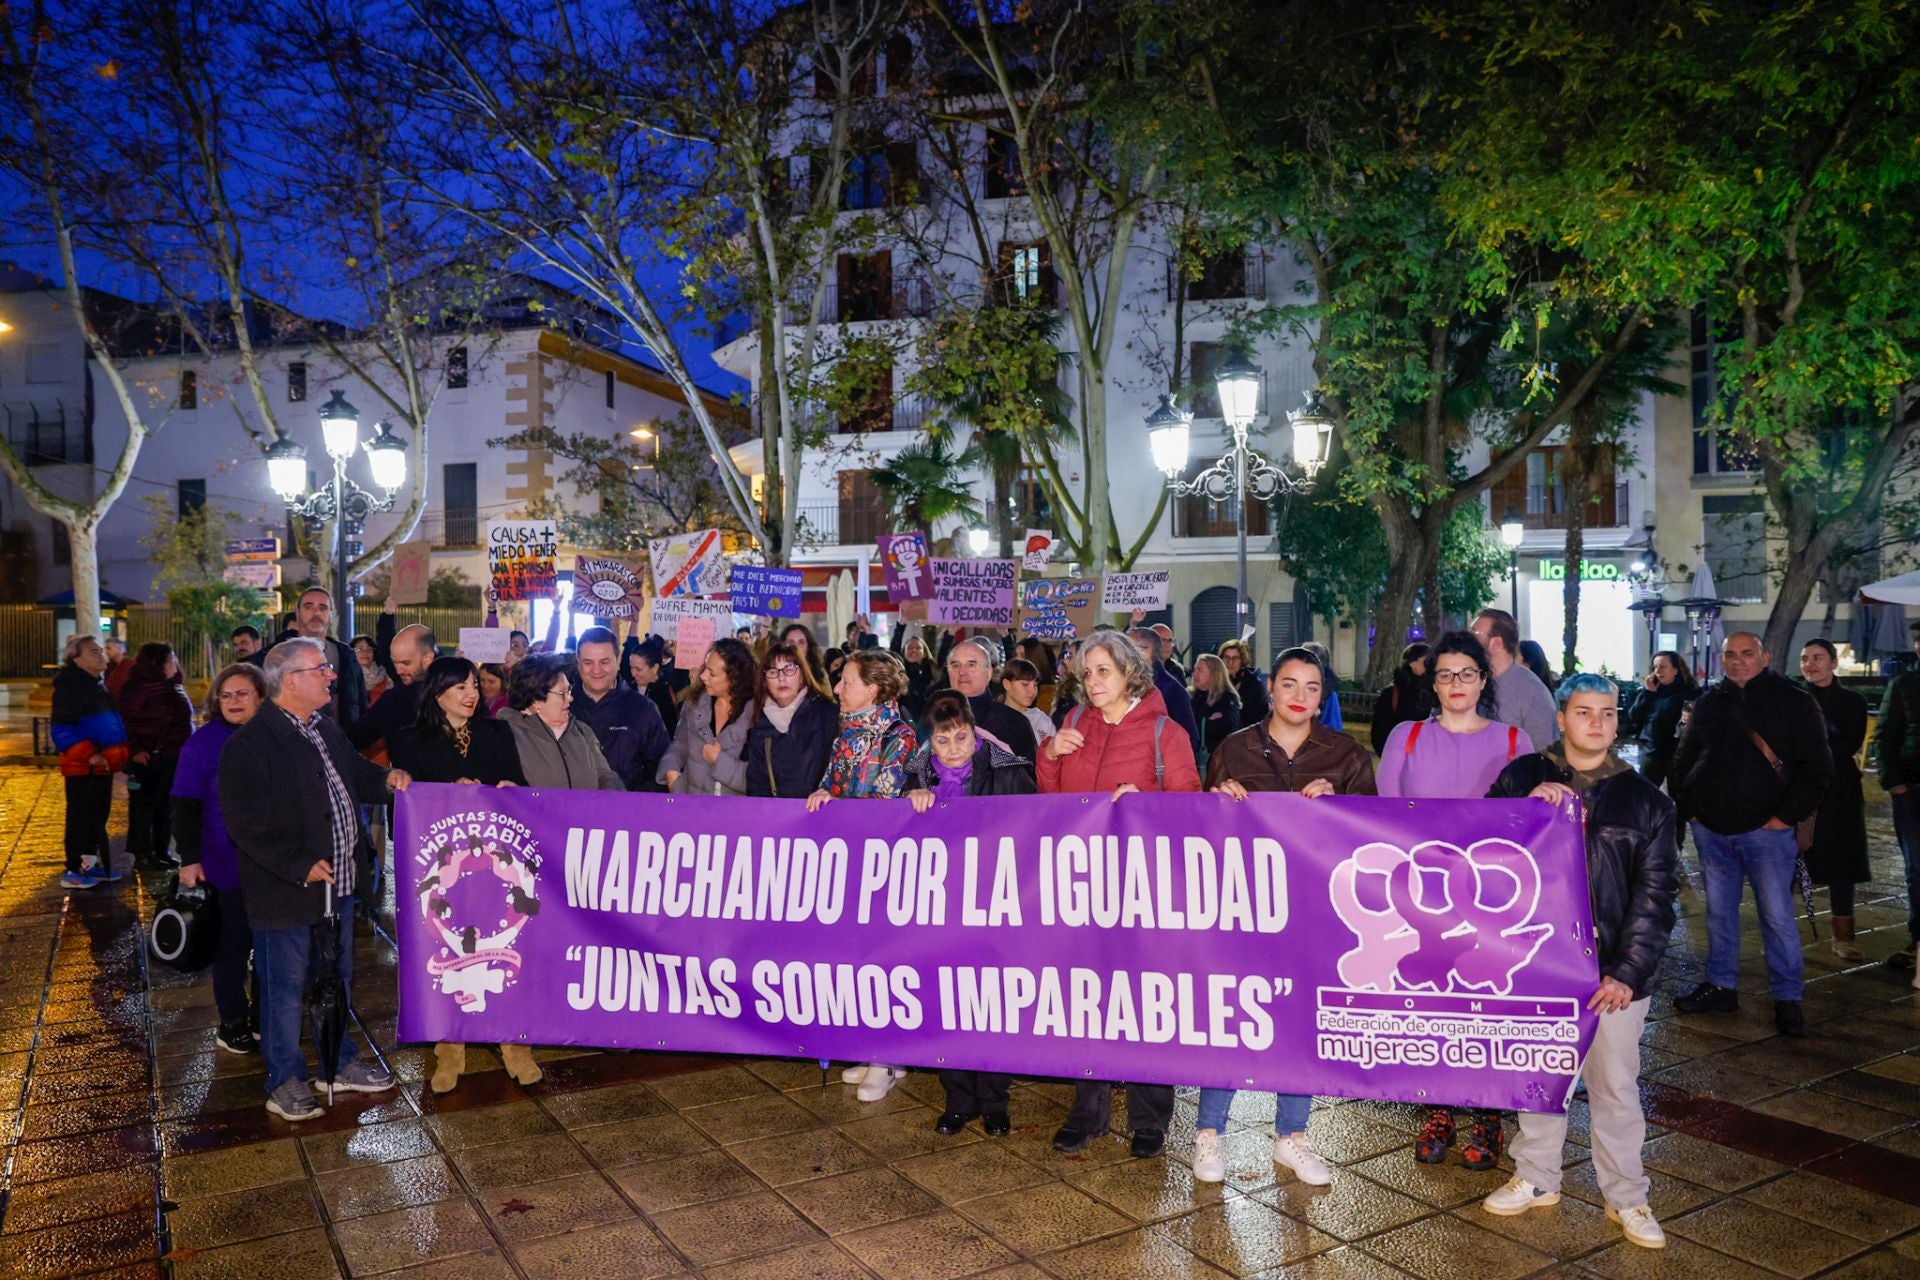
[
  {"xmin": 1036, "ymin": 629, "xmax": 1200, "ymax": 1159},
  {"xmin": 808, "ymin": 650, "xmax": 919, "ymax": 1101},
  {"xmin": 902, "ymin": 692, "xmax": 1035, "ymax": 1139},
  {"xmin": 1199, "ymin": 646, "xmax": 1377, "ymax": 1187},
  {"xmin": 658, "ymin": 639, "xmax": 756, "ymax": 796},
  {"xmin": 745, "ymin": 642, "xmax": 839, "ymax": 798},
  {"xmin": 1377, "ymin": 630, "xmax": 1533, "ymax": 1173},
  {"xmin": 390, "ymin": 657, "xmax": 538, "ymax": 1092}
]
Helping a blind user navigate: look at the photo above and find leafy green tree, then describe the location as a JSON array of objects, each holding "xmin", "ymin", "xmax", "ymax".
[
  {"xmin": 136, "ymin": 495, "xmax": 266, "ymax": 680},
  {"xmin": 868, "ymin": 437, "xmax": 984, "ymax": 544},
  {"xmin": 1443, "ymin": 0, "xmax": 1920, "ymax": 660}
]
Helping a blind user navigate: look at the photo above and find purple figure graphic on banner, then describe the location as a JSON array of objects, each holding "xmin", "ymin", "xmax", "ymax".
[{"xmin": 879, "ymin": 533, "xmax": 932, "ymax": 601}]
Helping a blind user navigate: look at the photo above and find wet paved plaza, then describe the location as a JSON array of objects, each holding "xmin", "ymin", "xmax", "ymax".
[{"xmin": 2, "ymin": 763, "xmax": 1918, "ymax": 1279}]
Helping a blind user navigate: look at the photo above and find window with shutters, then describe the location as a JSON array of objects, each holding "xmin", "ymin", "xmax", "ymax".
[
  {"xmin": 881, "ymin": 33, "xmax": 914, "ymax": 94},
  {"xmin": 604, "ymin": 369, "xmax": 616, "ymax": 408},
  {"xmin": 1010, "ymin": 467, "xmax": 1054, "ymax": 530},
  {"xmin": 1690, "ymin": 310, "xmax": 1756, "ymax": 476},
  {"xmin": 442, "ymin": 463, "xmax": 478, "ymax": 547},
  {"xmin": 841, "ymin": 139, "xmax": 916, "ymax": 210},
  {"xmin": 177, "ymin": 479, "xmax": 206, "ymax": 516},
  {"xmin": 1702, "ymin": 494, "xmax": 1766, "ymax": 602},
  {"xmin": 287, "ymin": 361, "xmax": 307, "ymax": 402},
  {"xmin": 1172, "ymin": 456, "xmax": 1271, "ymax": 538},
  {"xmin": 837, "ymin": 470, "xmax": 887, "ymax": 545},
  {"xmin": 840, "ymin": 356, "xmax": 894, "ymax": 434},
  {"xmin": 994, "ymin": 240, "xmax": 1053, "ymax": 306},
  {"xmin": 837, "ymin": 252, "xmax": 894, "ymax": 322}
]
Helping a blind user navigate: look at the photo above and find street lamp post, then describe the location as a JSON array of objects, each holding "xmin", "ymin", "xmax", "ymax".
[
  {"xmin": 1148, "ymin": 354, "xmax": 1334, "ymax": 637},
  {"xmin": 1626, "ymin": 535, "xmax": 1671, "ymax": 674},
  {"xmin": 1498, "ymin": 508, "xmax": 1525, "ymax": 619},
  {"xmin": 266, "ymin": 390, "xmax": 408, "ymax": 638}
]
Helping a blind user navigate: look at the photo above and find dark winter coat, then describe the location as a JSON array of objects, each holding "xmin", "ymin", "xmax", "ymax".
[
  {"xmin": 1232, "ymin": 667, "xmax": 1270, "ymax": 727},
  {"xmin": 390, "ymin": 715, "xmax": 528, "ymax": 788},
  {"xmin": 1876, "ymin": 669, "xmax": 1920, "ymax": 791},
  {"xmin": 1670, "ymin": 668, "xmax": 1832, "ymax": 835},
  {"xmin": 744, "ymin": 693, "xmax": 840, "ymax": 798},
  {"xmin": 1802, "ymin": 679, "xmax": 1869, "ymax": 886},
  {"xmin": 571, "ymin": 683, "xmax": 670, "ymax": 792},
  {"xmin": 1153, "ymin": 662, "xmax": 1201, "ymax": 751},
  {"xmin": 1489, "ymin": 750, "xmax": 1678, "ymax": 1000},
  {"xmin": 1189, "ymin": 688, "xmax": 1241, "ymax": 757},
  {"xmin": 1626, "ymin": 681, "xmax": 1691, "ymax": 786},
  {"xmin": 1369, "ymin": 670, "xmax": 1428, "ymax": 756},
  {"xmin": 117, "ymin": 661, "xmax": 194, "ymax": 760},
  {"xmin": 905, "ymin": 738, "xmax": 1037, "ymax": 798},
  {"xmin": 51, "ymin": 662, "xmax": 128, "ymax": 777},
  {"xmin": 217, "ymin": 703, "xmax": 394, "ymax": 929}
]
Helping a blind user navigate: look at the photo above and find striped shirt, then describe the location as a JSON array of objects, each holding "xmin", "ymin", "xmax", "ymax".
[{"xmin": 281, "ymin": 705, "xmax": 358, "ymax": 898}]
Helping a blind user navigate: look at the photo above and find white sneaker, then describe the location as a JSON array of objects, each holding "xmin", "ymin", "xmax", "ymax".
[
  {"xmin": 1609, "ymin": 1204, "xmax": 1666, "ymax": 1248},
  {"xmin": 1273, "ymin": 1133, "xmax": 1332, "ymax": 1186},
  {"xmin": 854, "ymin": 1066, "xmax": 902, "ymax": 1102},
  {"xmin": 1192, "ymin": 1129, "xmax": 1227, "ymax": 1183},
  {"xmin": 1483, "ymin": 1177, "xmax": 1560, "ymax": 1216},
  {"xmin": 840, "ymin": 1065, "xmax": 869, "ymax": 1085}
]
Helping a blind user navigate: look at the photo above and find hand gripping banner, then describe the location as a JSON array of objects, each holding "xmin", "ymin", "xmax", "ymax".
[{"xmin": 395, "ymin": 786, "xmax": 1600, "ymax": 1112}]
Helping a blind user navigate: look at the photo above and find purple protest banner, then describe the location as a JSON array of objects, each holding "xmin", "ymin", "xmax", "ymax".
[
  {"xmin": 395, "ymin": 786, "xmax": 1599, "ymax": 1112},
  {"xmin": 877, "ymin": 533, "xmax": 932, "ymax": 601}
]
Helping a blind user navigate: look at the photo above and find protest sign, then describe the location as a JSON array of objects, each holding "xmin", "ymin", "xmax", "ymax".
[
  {"xmin": 390, "ymin": 541, "xmax": 433, "ymax": 605},
  {"xmin": 729, "ymin": 565, "xmax": 803, "ymax": 618},
  {"xmin": 397, "ymin": 787, "xmax": 1599, "ymax": 1110},
  {"xmin": 1102, "ymin": 570, "xmax": 1171, "ymax": 612},
  {"xmin": 648, "ymin": 596, "xmax": 733, "ymax": 641},
  {"xmin": 459, "ymin": 627, "xmax": 512, "ymax": 663},
  {"xmin": 1016, "ymin": 577, "xmax": 1100, "ymax": 640},
  {"xmin": 223, "ymin": 562, "xmax": 280, "ymax": 590},
  {"xmin": 649, "ymin": 529, "xmax": 725, "ymax": 597},
  {"xmin": 1022, "ymin": 530, "xmax": 1055, "ymax": 574},
  {"xmin": 877, "ymin": 533, "xmax": 932, "ymax": 601},
  {"xmin": 675, "ymin": 617, "xmax": 716, "ymax": 670},
  {"xmin": 574, "ymin": 557, "xmax": 649, "ymax": 619},
  {"xmin": 929, "ymin": 558, "xmax": 1017, "ymax": 626},
  {"xmin": 488, "ymin": 521, "xmax": 559, "ymax": 602}
]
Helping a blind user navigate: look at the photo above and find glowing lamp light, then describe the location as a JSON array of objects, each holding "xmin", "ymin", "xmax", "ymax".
[
  {"xmin": 1287, "ymin": 389, "xmax": 1336, "ymax": 476},
  {"xmin": 1145, "ymin": 394, "xmax": 1192, "ymax": 477},
  {"xmin": 365, "ymin": 420, "xmax": 409, "ymax": 491},
  {"xmin": 1499, "ymin": 508, "xmax": 1526, "ymax": 550},
  {"xmin": 317, "ymin": 389, "xmax": 361, "ymax": 460},
  {"xmin": 966, "ymin": 525, "xmax": 991, "ymax": 556},
  {"xmin": 265, "ymin": 437, "xmax": 308, "ymax": 501},
  {"xmin": 1213, "ymin": 351, "xmax": 1261, "ymax": 427}
]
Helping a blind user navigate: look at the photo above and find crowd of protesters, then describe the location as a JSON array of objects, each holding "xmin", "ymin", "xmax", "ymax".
[{"xmin": 45, "ymin": 584, "xmax": 1920, "ymax": 1253}]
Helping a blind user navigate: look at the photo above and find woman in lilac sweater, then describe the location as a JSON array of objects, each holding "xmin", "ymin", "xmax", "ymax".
[
  {"xmin": 172, "ymin": 664, "xmax": 270, "ymax": 1056},
  {"xmin": 1375, "ymin": 630, "xmax": 1534, "ymax": 1174}
]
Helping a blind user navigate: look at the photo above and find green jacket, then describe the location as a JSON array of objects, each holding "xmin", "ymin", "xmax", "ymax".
[{"xmin": 1877, "ymin": 670, "xmax": 1920, "ymax": 790}]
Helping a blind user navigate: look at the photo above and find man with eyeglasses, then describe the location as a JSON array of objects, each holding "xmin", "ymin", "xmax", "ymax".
[
  {"xmin": 249, "ymin": 587, "xmax": 367, "ymax": 729},
  {"xmin": 219, "ymin": 638, "xmax": 411, "ymax": 1120},
  {"xmin": 570, "ymin": 626, "xmax": 669, "ymax": 791}
]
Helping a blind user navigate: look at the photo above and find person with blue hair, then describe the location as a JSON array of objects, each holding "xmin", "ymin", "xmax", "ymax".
[{"xmin": 1480, "ymin": 671, "xmax": 1678, "ymax": 1251}]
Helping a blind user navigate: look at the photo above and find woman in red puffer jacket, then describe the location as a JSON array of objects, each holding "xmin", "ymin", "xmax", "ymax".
[
  {"xmin": 1035, "ymin": 629, "xmax": 1199, "ymax": 1162},
  {"xmin": 116, "ymin": 643, "xmax": 195, "ymax": 867}
]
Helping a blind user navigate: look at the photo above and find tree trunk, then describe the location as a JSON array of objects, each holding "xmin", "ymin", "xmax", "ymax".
[
  {"xmin": 1765, "ymin": 549, "xmax": 1827, "ymax": 663},
  {"xmin": 67, "ymin": 520, "xmax": 102, "ymax": 642},
  {"xmin": 758, "ymin": 327, "xmax": 786, "ymax": 565},
  {"xmin": 1367, "ymin": 503, "xmax": 1444, "ymax": 686},
  {"xmin": 1562, "ymin": 459, "xmax": 1592, "ymax": 675}
]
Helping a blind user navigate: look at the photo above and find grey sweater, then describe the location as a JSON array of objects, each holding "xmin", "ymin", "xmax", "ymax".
[{"xmin": 506, "ymin": 712, "xmax": 625, "ymax": 791}]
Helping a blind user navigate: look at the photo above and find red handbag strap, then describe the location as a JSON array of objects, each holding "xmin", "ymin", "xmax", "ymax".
[{"xmin": 1404, "ymin": 721, "xmax": 1423, "ymax": 755}]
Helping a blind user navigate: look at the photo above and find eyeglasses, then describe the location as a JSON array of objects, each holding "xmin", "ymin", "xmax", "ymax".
[
  {"xmin": 543, "ymin": 686, "xmax": 571, "ymax": 701},
  {"xmin": 1433, "ymin": 668, "xmax": 1482, "ymax": 686},
  {"xmin": 217, "ymin": 690, "xmax": 256, "ymax": 700},
  {"xmin": 287, "ymin": 662, "xmax": 336, "ymax": 675},
  {"xmin": 767, "ymin": 665, "xmax": 802, "ymax": 677}
]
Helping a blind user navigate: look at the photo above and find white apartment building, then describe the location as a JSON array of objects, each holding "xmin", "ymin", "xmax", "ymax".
[{"xmin": 0, "ymin": 272, "xmax": 725, "ymax": 635}]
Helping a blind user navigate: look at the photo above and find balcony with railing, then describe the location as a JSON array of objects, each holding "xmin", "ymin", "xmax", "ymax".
[
  {"xmin": 1168, "ymin": 247, "xmax": 1267, "ymax": 304},
  {"xmin": 1502, "ymin": 480, "xmax": 1632, "ymax": 531},
  {"xmin": 796, "ymin": 499, "xmax": 890, "ymax": 548},
  {"xmin": 786, "ymin": 271, "xmax": 936, "ymax": 326},
  {"xmin": 758, "ymin": 393, "xmax": 938, "ymax": 437}
]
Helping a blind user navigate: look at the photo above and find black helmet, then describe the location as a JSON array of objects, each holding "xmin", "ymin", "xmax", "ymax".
[{"xmin": 149, "ymin": 882, "xmax": 220, "ymax": 972}]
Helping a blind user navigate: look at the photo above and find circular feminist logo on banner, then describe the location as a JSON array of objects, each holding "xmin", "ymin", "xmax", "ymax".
[{"xmin": 413, "ymin": 810, "xmax": 541, "ymax": 1014}]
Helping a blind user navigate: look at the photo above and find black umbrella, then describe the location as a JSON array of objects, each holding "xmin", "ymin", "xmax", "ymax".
[{"xmin": 305, "ymin": 880, "xmax": 349, "ymax": 1106}]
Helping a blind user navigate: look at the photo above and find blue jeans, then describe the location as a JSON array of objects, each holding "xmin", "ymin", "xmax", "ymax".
[
  {"xmin": 1892, "ymin": 791, "xmax": 1920, "ymax": 942},
  {"xmin": 1196, "ymin": 1089, "xmax": 1311, "ymax": 1136},
  {"xmin": 1692, "ymin": 823, "xmax": 1803, "ymax": 1000},
  {"xmin": 253, "ymin": 902, "xmax": 359, "ymax": 1093}
]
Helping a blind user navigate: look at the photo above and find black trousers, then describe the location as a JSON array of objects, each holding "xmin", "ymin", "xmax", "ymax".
[
  {"xmin": 1067, "ymin": 1081, "xmax": 1174, "ymax": 1135},
  {"xmin": 125, "ymin": 756, "xmax": 177, "ymax": 858},
  {"xmin": 939, "ymin": 1070, "xmax": 1011, "ymax": 1115},
  {"xmin": 211, "ymin": 885, "xmax": 256, "ymax": 1027},
  {"xmin": 62, "ymin": 774, "xmax": 113, "ymax": 873}
]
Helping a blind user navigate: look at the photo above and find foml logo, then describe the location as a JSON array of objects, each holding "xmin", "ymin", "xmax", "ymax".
[{"xmin": 1327, "ymin": 840, "xmax": 1553, "ymax": 995}]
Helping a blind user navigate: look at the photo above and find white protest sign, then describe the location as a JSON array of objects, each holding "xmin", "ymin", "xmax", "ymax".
[
  {"xmin": 649, "ymin": 529, "xmax": 725, "ymax": 597},
  {"xmin": 649, "ymin": 596, "xmax": 734, "ymax": 639},
  {"xmin": 459, "ymin": 627, "xmax": 512, "ymax": 663},
  {"xmin": 1022, "ymin": 530, "xmax": 1055, "ymax": 574},
  {"xmin": 1101, "ymin": 570, "xmax": 1171, "ymax": 612}
]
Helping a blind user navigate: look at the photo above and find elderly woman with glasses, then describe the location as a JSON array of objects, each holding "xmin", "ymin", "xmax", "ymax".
[
  {"xmin": 505, "ymin": 654, "xmax": 623, "ymax": 791},
  {"xmin": 745, "ymin": 642, "xmax": 839, "ymax": 798}
]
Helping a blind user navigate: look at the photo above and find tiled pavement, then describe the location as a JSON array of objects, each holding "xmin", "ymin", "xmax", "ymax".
[{"xmin": 1, "ymin": 764, "xmax": 1918, "ymax": 1279}]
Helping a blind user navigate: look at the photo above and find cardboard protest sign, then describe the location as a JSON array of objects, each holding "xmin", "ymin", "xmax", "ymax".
[
  {"xmin": 1102, "ymin": 570, "xmax": 1171, "ymax": 612},
  {"xmin": 649, "ymin": 529, "xmax": 725, "ymax": 597},
  {"xmin": 1017, "ymin": 577, "xmax": 1100, "ymax": 640},
  {"xmin": 877, "ymin": 533, "xmax": 933, "ymax": 601},
  {"xmin": 390, "ymin": 540, "xmax": 433, "ymax": 605},
  {"xmin": 729, "ymin": 565, "xmax": 803, "ymax": 618},
  {"xmin": 574, "ymin": 557, "xmax": 649, "ymax": 619},
  {"xmin": 929, "ymin": 559, "xmax": 1017, "ymax": 626},
  {"xmin": 488, "ymin": 521, "xmax": 558, "ymax": 602},
  {"xmin": 675, "ymin": 617, "xmax": 716, "ymax": 671},
  {"xmin": 459, "ymin": 627, "xmax": 512, "ymax": 663},
  {"xmin": 649, "ymin": 596, "xmax": 734, "ymax": 639},
  {"xmin": 1022, "ymin": 530, "xmax": 1055, "ymax": 574}
]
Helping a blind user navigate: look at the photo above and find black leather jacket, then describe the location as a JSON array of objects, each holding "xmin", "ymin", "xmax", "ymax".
[{"xmin": 1489, "ymin": 752, "xmax": 1678, "ymax": 1000}]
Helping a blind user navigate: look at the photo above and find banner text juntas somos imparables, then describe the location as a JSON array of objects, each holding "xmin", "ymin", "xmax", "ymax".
[{"xmin": 394, "ymin": 787, "xmax": 1600, "ymax": 1112}]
